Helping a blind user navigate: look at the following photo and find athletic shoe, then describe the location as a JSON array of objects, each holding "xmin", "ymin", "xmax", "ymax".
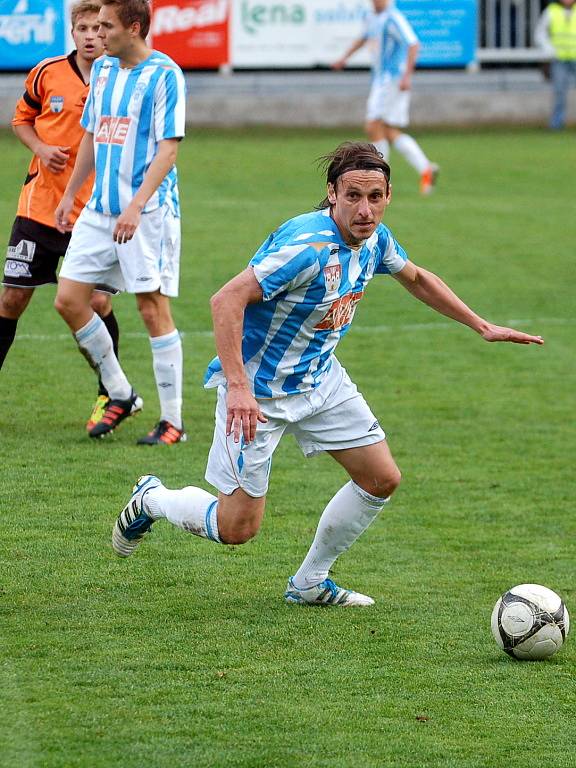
[
  {"xmin": 88, "ymin": 391, "xmax": 142, "ymax": 439},
  {"xmin": 86, "ymin": 393, "xmax": 143, "ymax": 432},
  {"xmin": 86, "ymin": 394, "xmax": 109, "ymax": 432},
  {"xmin": 420, "ymin": 163, "xmax": 440, "ymax": 195},
  {"xmin": 112, "ymin": 474, "xmax": 162, "ymax": 557},
  {"xmin": 136, "ymin": 420, "xmax": 187, "ymax": 446},
  {"xmin": 284, "ymin": 577, "xmax": 374, "ymax": 607}
]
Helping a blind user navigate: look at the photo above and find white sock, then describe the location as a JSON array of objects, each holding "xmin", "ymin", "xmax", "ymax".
[
  {"xmin": 150, "ymin": 329, "xmax": 183, "ymax": 429},
  {"xmin": 291, "ymin": 481, "xmax": 389, "ymax": 589},
  {"xmin": 392, "ymin": 133, "xmax": 430, "ymax": 174},
  {"xmin": 144, "ymin": 484, "xmax": 221, "ymax": 542},
  {"xmin": 374, "ymin": 138, "xmax": 390, "ymax": 161},
  {"xmin": 74, "ymin": 313, "xmax": 132, "ymax": 400}
]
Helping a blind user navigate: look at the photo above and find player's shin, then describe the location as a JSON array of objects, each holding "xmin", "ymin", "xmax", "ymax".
[
  {"xmin": 74, "ymin": 313, "xmax": 132, "ymax": 400},
  {"xmin": 145, "ymin": 485, "xmax": 221, "ymax": 543},
  {"xmin": 291, "ymin": 480, "xmax": 389, "ymax": 589}
]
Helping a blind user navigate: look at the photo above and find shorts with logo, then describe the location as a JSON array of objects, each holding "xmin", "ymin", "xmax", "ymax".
[
  {"xmin": 366, "ymin": 78, "xmax": 410, "ymax": 127},
  {"xmin": 3, "ymin": 216, "xmax": 71, "ymax": 288},
  {"xmin": 59, "ymin": 204, "xmax": 180, "ymax": 296},
  {"xmin": 205, "ymin": 357, "xmax": 386, "ymax": 498}
]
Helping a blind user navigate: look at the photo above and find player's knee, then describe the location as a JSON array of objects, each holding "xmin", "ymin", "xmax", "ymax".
[
  {"xmin": 361, "ymin": 467, "xmax": 401, "ymax": 499},
  {"xmin": 90, "ymin": 292, "xmax": 112, "ymax": 317},
  {"xmin": 219, "ymin": 522, "xmax": 259, "ymax": 546},
  {"xmin": 0, "ymin": 287, "xmax": 31, "ymax": 318}
]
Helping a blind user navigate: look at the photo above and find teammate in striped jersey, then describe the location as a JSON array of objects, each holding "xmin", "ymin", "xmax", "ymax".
[
  {"xmin": 112, "ymin": 142, "xmax": 544, "ymax": 607},
  {"xmin": 333, "ymin": 0, "xmax": 439, "ymax": 195},
  {"xmin": 0, "ymin": 1, "xmax": 127, "ymax": 430},
  {"xmin": 55, "ymin": 0, "xmax": 186, "ymax": 445}
]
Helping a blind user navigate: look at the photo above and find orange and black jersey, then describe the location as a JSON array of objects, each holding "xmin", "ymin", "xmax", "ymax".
[{"xmin": 12, "ymin": 51, "xmax": 95, "ymax": 229}]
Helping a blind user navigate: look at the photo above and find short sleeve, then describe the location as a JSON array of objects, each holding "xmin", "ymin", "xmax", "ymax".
[
  {"xmin": 12, "ymin": 63, "xmax": 43, "ymax": 126},
  {"xmin": 250, "ymin": 238, "xmax": 322, "ymax": 301},
  {"xmin": 154, "ymin": 65, "xmax": 186, "ymax": 141},
  {"xmin": 375, "ymin": 228, "xmax": 408, "ymax": 274}
]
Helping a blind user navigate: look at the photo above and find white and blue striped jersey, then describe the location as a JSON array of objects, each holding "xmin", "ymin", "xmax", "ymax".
[
  {"xmin": 81, "ymin": 51, "xmax": 186, "ymax": 217},
  {"xmin": 204, "ymin": 209, "xmax": 408, "ymax": 399},
  {"xmin": 362, "ymin": 7, "xmax": 418, "ymax": 81}
]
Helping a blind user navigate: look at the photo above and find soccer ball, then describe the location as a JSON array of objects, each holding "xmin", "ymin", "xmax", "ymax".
[{"xmin": 491, "ymin": 583, "xmax": 570, "ymax": 660}]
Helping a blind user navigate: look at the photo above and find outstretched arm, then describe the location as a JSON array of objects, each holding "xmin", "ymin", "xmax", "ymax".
[
  {"xmin": 332, "ymin": 37, "xmax": 367, "ymax": 69},
  {"xmin": 210, "ymin": 267, "xmax": 268, "ymax": 444},
  {"xmin": 393, "ymin": 261, "xmax": 544, "ymax": 345}
]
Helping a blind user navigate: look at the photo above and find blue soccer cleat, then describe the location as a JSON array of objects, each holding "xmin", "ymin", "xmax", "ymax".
[
  {"xmin": 112, "ymin": 474, "xmax": 162, "ymax": 557},
  {"xmin": 284, "ymin": 576, "xmax": 374, "ymax": 606}
]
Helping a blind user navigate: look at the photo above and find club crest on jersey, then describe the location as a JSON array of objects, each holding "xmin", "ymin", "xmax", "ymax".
[
  {"xmin": 95, "ymin": 76, "xmax": 108, "ymax": 97},
  {"xmin": 132, "ymin": 81, "xmax": 148, "ymax": 102},
  {"xmin": 323, "ymin": 264, "xmax": 342, "ymax": 293},
  {"xmin": 50, "ymin": 96, "xmax": 64, "ymax": 113},
  {"xmin": 96, "ymin": 116, "xmax": 131, "ymax": 145}
]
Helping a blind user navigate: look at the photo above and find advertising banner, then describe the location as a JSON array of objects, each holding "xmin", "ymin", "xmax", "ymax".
[
  {"xmin": 151, "ymin": 0, "xmax": 230, "ymax": 68},
  {"xmin": 230, "ymin": 0, "xmax": 476, "ymax": 69},
  {"xmin": 0, "ymin": 0, "xmax": 66, "ymax": 70},
  {"xmin": 401, "ymin": 0, "xmax": 477, "ymax": 67}
]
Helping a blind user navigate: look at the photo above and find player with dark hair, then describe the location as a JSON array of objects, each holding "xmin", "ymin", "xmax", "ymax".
[
  {"xmin": 112, "ymin": 141, "xmax": 542, "ymax": 606},
  {"xmin": 0, "ymin": 0, "xmax": 132, "ymax": 431}
]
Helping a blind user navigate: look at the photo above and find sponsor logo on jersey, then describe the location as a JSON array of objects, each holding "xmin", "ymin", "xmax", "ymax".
[
  {"xmin": 314, "ymin": 290, "xmax": 364, "ymax": 331},
  {"xmin": 50, "ymin": 95, "xmax": 64, "ymax": 113},
  {"xmin": 95, "ymin": 116, "xmax": 131, "ymax": 145},
  {"xmin": 323, "ymin": 263, "xmax": 342, "ymax": 292},
  {"xmin": 7, "ymin": 239, "xmax": 36, "ymax": 262},
  {"xmin": 369, "ymin": 420, "xmax": 380, "ymax": 432}
]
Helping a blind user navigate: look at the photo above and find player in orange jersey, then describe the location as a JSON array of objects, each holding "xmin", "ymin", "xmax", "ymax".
[{"xmin": 0, "ymin": 1, "xmax": 137, "ymax": 430}]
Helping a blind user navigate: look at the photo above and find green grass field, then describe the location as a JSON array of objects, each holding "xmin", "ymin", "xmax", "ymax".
[{"xmin": 1, "ymin": 126, "xmax": 575, "ymax": 768}]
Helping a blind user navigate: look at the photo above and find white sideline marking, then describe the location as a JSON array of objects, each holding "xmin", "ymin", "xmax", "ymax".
[{"xmin": 12, "ymin": 318, "xmax": 572, "ymax": 343}]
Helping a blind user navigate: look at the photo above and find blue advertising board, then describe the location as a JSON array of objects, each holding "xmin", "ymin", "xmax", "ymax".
[
  {"xmin": 0, "ymin": 0, "xmax": 66, "ymax": 71},
  {"xmin": 399, "ymin": 0, "xmax": 477, "ymax": 67}
]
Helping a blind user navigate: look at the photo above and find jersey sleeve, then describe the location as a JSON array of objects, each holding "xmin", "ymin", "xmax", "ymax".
[
  {"xmin": 154, "ymin": 65, "xmax": 186, "ymax": 141},
  {"xmin": 12, "ymin": 62, "xmax": 44, "ymax": 126},
  {"xmin": 390, "ymin": 11, "xmax": 419, "ymax": 46},
  {"xmin": 250, "ymin": 234, "xmax": 322, "ymax": 301},
  {"xmin": 375, "ymin": 228, "xmax": 408, "ymax": 274}
]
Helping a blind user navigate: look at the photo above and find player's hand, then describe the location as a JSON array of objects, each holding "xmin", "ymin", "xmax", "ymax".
[
  {"xmin": 399, "ymin": 74, "xmax": 411, "ymax": 91},
  {"xmin": 226, "ymin": 385, "xmax": 268, "ymax": 444},
  {"xmin": 331, "ymin": 60, "xmax": 346, "ymax": 70},
  {"xmin": 54, "ymin": 195, "xmax": 74, "ymax": 233},
  {"xmin": 113, "ymin": 204, "xmax": 141, "ymax": 244},
  {"xmin": 38, "ymin": 144, "xmax": 70, "ymax": 174},
  {"xmin": 480, "ymin": 323, "xmax": 544, "ymax": 345}
]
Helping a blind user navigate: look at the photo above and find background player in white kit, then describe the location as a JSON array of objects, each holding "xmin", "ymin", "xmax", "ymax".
[
  {"xmin": 54, "ymin": 0, "xmax": 186, "ymax": 445},
  {"xmin": 111, "ymin": 141, "xmax": 543, "ymax": 607},
  {"xmin": 333, "ymin": 0, "xmax": 438, "ymax": 195}
]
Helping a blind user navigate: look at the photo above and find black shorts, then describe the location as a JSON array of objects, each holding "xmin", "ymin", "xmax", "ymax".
[
  {"xmin": 3, "ymin": 216, "xmax": 70, "ymax": 288},
  {"xmin": 3, "ymin": 216, "xmax": 118, "ymax": 294}
]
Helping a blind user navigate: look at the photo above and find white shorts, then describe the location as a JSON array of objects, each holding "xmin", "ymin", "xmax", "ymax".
[
  {"xmin": 366, "ymin": 78, "xmax": 410, "ymax": 127},
  {"xmin": 205, "ymin": 357, "xmax": 386, "ymax": 498},
  {"xmin": 59, "ymin": 205, "xmax": 180, "ymax": 296}
]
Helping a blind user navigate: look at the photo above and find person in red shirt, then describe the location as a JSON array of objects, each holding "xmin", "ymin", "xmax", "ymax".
[{"xmin": 0, "ymin": 0, "xmax": 135, "ymax": 431}]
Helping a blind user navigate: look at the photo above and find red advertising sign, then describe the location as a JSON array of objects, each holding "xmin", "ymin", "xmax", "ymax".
[{"xmin": 151, "ymin": 0, "xmax": 229, "ymax": 69}]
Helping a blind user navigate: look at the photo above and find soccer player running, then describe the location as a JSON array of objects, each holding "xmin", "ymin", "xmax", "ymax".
[
  {"xmin": 55, "ymin": 0, "xmax": 186, "ymax": 445},
  {"xmin": 332, "ymin": 0, "xmax": 438, "ymax": 195},
  {"xmin": 112, "ymin": 141, "xmax": 543, "ymax": 607},
  {"xmin": 0, "ymin": 0, "xmax": 129, "ymax": 432}
]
